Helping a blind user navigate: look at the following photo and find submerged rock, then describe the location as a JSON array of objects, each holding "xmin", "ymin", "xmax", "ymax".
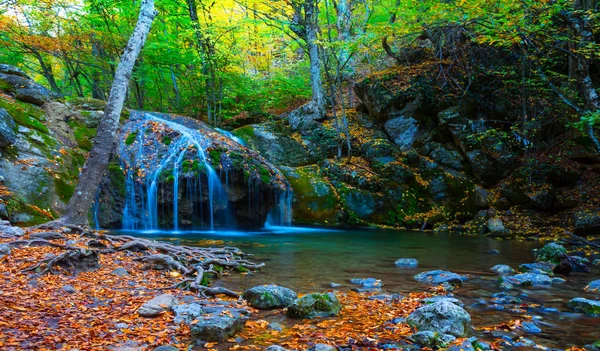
[
  {"xmin": 395, "ymin": 258, "xmax": 418, "ymax": 267},
  {"xmin": 490, "ymin": 292, "xmax": 522, "ymax": 305},
  {"xmin": 586, "ymin": 280, "xmax": 600, "ymax": 293},
  {"xmin": 287, "ymin": 292, "xmax": 342, "ymax": 319},
  {"xmin": 406, "ymin": 300, "xmax": 471, "ymax": 337},
  {"xmin": 568, "ymin": 298, "xmax": 600, "ymax": 317},
  {"xmin": 349, "ymin": 278, "xmax": 382, "ymax": 289},
  {"xmin": 499, "ymin": 273, "xmax": 552, "ymax": 288},
  {"xmin": 490, "ymin": 265, "xmax": 514, "ymax": 274},
  {"xmin": 414, "ymin": 270, "xmax": 464, "ymax": 286},
  {"xmin": 138, "ymin": 294, "xmax": 178, "ymax": 317},
  {"xmin": 519, "ymin": 262, "xmax": 554, "ymax": 274},
  {"xmin": 243, "ymin": 285, "xmax": 297, "ymax": 310}
]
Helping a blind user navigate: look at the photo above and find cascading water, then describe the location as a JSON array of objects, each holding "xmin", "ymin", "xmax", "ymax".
[
  {"xmin": 215, "ymin": 127, "xmax": 246, "ymax": 146},
  {"xmin": 113, "ymin": 111, "xmax": 292, "ymax": 231}
]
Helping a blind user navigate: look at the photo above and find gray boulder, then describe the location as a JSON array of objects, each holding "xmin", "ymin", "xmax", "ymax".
[
  {"xmin": 284, "ymin": 101, "xmax": 324, "ymax": 133},
  {"xmin": 486, "ymin": 217, "xmax": 506, "ymax": 234},
  {"xmin": 138, "ymin": 294, "xmax": 178, "ymax": 317},
  {"xmin": 0, "ymin": 64, "xmax": 30, "ymax": 78},
  {"xmin": 190, "ymin": 306, "xmax": 248, "ymax": 342},
  {"xmin": 384, "ymin": 116, "xmax": 419, "ymax": 151},
  {"xmin": 287, "ymin": 292, "xmax": 342, "ymax": 319},
  {"xmin": 573, "ymin": 210, "xmax": 600, "ymax": 236},
  {"xmin": 406, "ymin": 300, "xmax": 471, "ymax": 337},
  {"xmin": 421, "ymin": 296, "xmax": 464, "ymax": 307},
  {"xmin": 0, "ymin": 224, "xmax": 24, "ymax": 237},
  {"xmin": 0, "ymin": 109, "xmax": 17, "ymax": 147},
  {"xmin": 414, "ymin": 270, "xmax": 464, "ymax": 286},
  {"xmin": 0, "ymin": 72, "xmax": 52, "ymax": 105},
  {"xmin": 172, "ymin": 303, "xmax": 203, "ymax": 324},
  {"xmin": 243, "ymin": 284, "xmax": 297, "ymax": 310},
  {"xmin": 568, "ymin": 298, "xmax": 600, "ymax": 317}
]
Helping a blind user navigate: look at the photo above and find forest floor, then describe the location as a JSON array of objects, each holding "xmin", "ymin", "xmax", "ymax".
[{"xmin": 0, "ymin": 225, "xmax": 594, "ymax": 351}]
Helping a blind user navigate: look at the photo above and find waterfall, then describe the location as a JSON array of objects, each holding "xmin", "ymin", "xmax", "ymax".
[
  {"xmin": 120, "ymin": 112, "xmax": 228, "ymax": 231},
  {"xmin": 215, "ymin": 127, "xmax": 246, "ymax": 146},
  {"xmin": 117, "ymin": 111, "xmax": 292, "ymax": 231}
]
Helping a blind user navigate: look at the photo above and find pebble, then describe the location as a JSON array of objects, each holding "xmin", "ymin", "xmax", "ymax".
[
  {"xmin": 62, "ymin": 285, "xmax": 77, "ymax": 294},
  {"xmin": 520, "ymin": 321, "xmax": 542, "ymax": 333}
]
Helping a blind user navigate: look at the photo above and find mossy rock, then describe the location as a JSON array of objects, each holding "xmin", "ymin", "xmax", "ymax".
[
  {"xmin": 243, "ymin": 285, "xmax": 298, "ymax": 310},
  {"xmin": 535, "ymin": 243, "xmax": 567, "ymax": 265},
  {"xmin": 286, "ymin": 292, "xmax": 342, "ymax": 319},
  {"xmin": 568, "ymin": 298, "xmax": 600, "ymax": 317}
]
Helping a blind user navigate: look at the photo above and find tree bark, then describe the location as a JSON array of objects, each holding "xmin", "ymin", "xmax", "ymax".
[
  {"xmin": 59, "ymin": 0, "xmax": 157, "ymax": 226},
  {"xmin": 305, "ymin": 0, "xmax": 325, "ymax": 113}
]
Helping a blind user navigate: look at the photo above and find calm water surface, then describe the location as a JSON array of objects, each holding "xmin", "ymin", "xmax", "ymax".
[{"xmin": 119, "ymin": 227, "xmax": 600, "ymax": 349}]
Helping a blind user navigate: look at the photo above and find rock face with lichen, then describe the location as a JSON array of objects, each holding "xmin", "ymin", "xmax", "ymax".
[{"xmin": 96, "ymin": 111, "xmax": 291, "ymax": 229}]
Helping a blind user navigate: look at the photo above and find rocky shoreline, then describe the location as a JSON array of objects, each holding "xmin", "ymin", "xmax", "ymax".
[{"xmin": 1, "ymin": 220, "xmax": 599, "ymax": 350}]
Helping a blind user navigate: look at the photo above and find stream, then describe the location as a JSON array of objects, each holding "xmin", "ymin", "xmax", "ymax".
[{"xmin": 118, "ymin": 228, "xmax": 600, "ymax": 349}]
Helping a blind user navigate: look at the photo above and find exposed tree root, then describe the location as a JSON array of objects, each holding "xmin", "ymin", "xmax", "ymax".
[{"xmin": 2, "ymin": 224, "xmax": 263, "ymax": 296}]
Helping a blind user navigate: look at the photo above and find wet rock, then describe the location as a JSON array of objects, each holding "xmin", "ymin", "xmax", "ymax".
[
  {"xmin": 153, "ymin": 347, "xmax": 178, "ymax": 351},
  {"xmin": 0, "ymin": 109, "xmax": 17, "ymax": 148},
  {"xmin": 490, "ymin": 265, "xmax": 514, "ymax": 274},
  {"xmin": 138, "ymin": 294, "xmax": 178, "ymax": 317},
  {"xmin": 349, "ymin": 278, "xmax": 382, "ymax": 289},
  {"xmin": 287, "ymin": 292, "xmax": 342, "ymax": 319},
  {"xmin": 408, "ymin": 331, "xmax": 456, "ymax": 348},
  {"xmin": 552, "ymin": 277, "xmax": 566, "ymax": 284},
  {"xmin": 535, "ymin": 243, "xmax": 566, "ymax": 264},
  {"xmin": 172, "ymin": 303, "xmax": 203, "ymax": 324},
  {"xmin": 268, "ymin": 322, "xmax": 283, "ymax": 332},
  {"xmin": 486, "ymin": 217, "xmax": 506, "ymax": 234},
  {"xmin": 586, "ymin": 280, "xmax": 600, "ymax": 293},
  {"xmin": 330, "ymin": 282, "xmax": 342, "ymax": 288},
  {"xmin": 486, "ymin": 249, "xmax": 500, "ymax": 255},
  {"xmin": 414, "ymin": 270, "xmax": 464, "ymax": 287},
  {"xmin": 519, "ymin": 262, "xmax": 554, "ymax": 274},
  {"xmin": 62, "ymin": 284, "xmax": 77, "ymax": 294},
  {"xmin": 0, "ymin": 223, "xmax": 24, "ymax": 237},
  {"xmin": 313, "ymin": 344, "xmax": 336, "ymax": 351},
  {"xmin": 384, "ymin": 116, "xmax": 419, "ymax": 151},
  {"xmin": 190, "ymin": 307, "xmax": 248, "ymax": 342},
  {"xmin": 243, "ymin": 284, "xmax": 297, "ymax": 310},
  {"xmin": 568, "ymin": 298, "xmax": 600, "ymax": 316},
  {"xmin": 395, "ymin": 258, "xmax": 418, "ymax": 267},
  {"xmin": 265, "ymin": 346, "xmax": 289, "ymax": 351},
  {"xmin": 406, "ymin": 301, "xmax": 471, "ymax": 337},
  {"xmin": 499, "ymin": 273, "xmax": 552, "ymax": 288},
  {"xmin": 111, "ymin": 267, "xmax": 129, "ymax": 276},
  {"xmin": 520, "ymin": 321, "xmax": 541, "ymax": 334},
  {"xmin": 0, "ymin": 243, "xmax": 10, "ymax": 258},
  {"xmin": 573, "ymin": 210, "xmax": 600, "ymax": 236},
  {"xmin": 422, "ymin": 296, "xmax": 464, "ymax": 307}
]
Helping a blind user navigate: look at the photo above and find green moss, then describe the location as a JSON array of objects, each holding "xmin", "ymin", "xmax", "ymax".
[
  {"xmin": 259, "ymin": 165, "xmax": 271, "ymax": 184},
  {"xmin": 54, "ymin": 176, "xmax": 75, "ymax": 202},
  {"xmin": 67, "ymin": 119, "xmax": 96, "ymax": 151},
  {"xmin": 236, "ymin": 265, "xmax": 249, "ymax": 272},
  {"xmin": 108, "ymin": 162, "xmax": 126, "ymax": 198},
  {"xmin": 162, "ymin": 135, "xmax": 172, "ymax": 145},
  {"xmin": 125, "ymin": 131, "xmax": 137, "ymax": 145},
  {"xmin": 208, "ymin": 149, "xmax": 223, "ymax": 165}
]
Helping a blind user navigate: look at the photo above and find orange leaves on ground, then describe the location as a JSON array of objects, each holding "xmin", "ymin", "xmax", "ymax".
[
  {"xmin": 237, "ymin": 291, "xmax": 432, "ymax": 351},
  {"xmin": 0, "ymin": 231, "xmax": 196, "ymax": 350}
]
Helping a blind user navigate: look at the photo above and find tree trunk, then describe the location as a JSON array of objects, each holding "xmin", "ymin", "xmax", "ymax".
[
  {"xmin": 59, "ymin": 0, "xmax": 157, "ymax": 226},
  {"xmin": 305, "ymin": 0, "xmax": 325, "ymax": 112}
]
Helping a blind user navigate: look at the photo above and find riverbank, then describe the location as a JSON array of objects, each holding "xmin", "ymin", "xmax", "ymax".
[{"xmin": 1, "ymin": 222, "xmax": 599, "ymax": 350}]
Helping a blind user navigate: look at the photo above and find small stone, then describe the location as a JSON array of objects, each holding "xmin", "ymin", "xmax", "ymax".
[
  {"xmin": 414, "ymin": 270, "xmax": 463, "ymax": 286},
  {"xmin": 115, "ymin": 323, "xmax": 129, "ymax": 329},
  {"xmin": 268, "ymin": 322, "xmax": 283, "ymax": 332},
  {"xmin": 520, "ymin": 321, "xmax": 541, "ymax": 333},
  {"xmin": 409, "ymin": 331, "xmax": 456, "ymax": 348},
  {"xmin": 265, "ymin": 346, "xmax": 288, "ymax": 351},
  {"xmin": 486, "ymin": 217, "xmax": 506, "ymax": 233},
  {"xmin": 552, "ymin": 277, "xmax": 566, "ymax": 284},
  {"xmin": 406, "ymin": 301, "xmax": 471, "ymax": 337},
  {"xmin": 111, "ymin": 267, "xmax": 129, "ymax": 276},
  {"xmin": 490, "ymin": 265, "xmax": 514, "ymax": 274},
  {"xmin": 585, "ymin": 279, "xmax": 600, "ymax": 293},
  {"xmin": 287, "ymin": 292, "xmax": 342, "ymax": 319},
  {"xmin": 486, "ymin": 249, "xmax": 500, "ymax": 255},
  {"xmin": 394, "ymin": 258, "xmax": 418, "ymax": 267},
  {"xmin": 499, "ymin": 273, "xmax": 552, "ymax": 288},
  {"xmin": 314, "ymin": 344, "xmax": 337, "ymax": 351},
  {"xmin": 138, "ymin": 294, "xmax": 178, "ymax": 317},
  {"xmin": 593, "ymin": 259, "xmax": 600, "ymax": 266},
  {"xmin": 62, "ymin": 285, "xmax": 77, "ymax": 294},
  {"xmin": 153, "ymin": 347, "xmax": 178, "ymax": 351},
  {"xmin": 349, "ymin": 278, "xmax": 382, "ymax": 289},
  {"xmin": 0, "ymin": 243, "xmax": 11, "ymax": 258},
  {"xmin": 330, "ymin": 282, "xmax": 342, "ymax": 288}
]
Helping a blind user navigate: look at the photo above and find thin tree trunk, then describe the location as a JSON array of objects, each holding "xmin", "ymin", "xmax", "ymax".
[
  {"xmin": 305, "ymin": 0, "xmax": 325, "ymax": 112},
  {"xmin": 59, "ymin": 0, "xmax": 157, "ymax": 226}
]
